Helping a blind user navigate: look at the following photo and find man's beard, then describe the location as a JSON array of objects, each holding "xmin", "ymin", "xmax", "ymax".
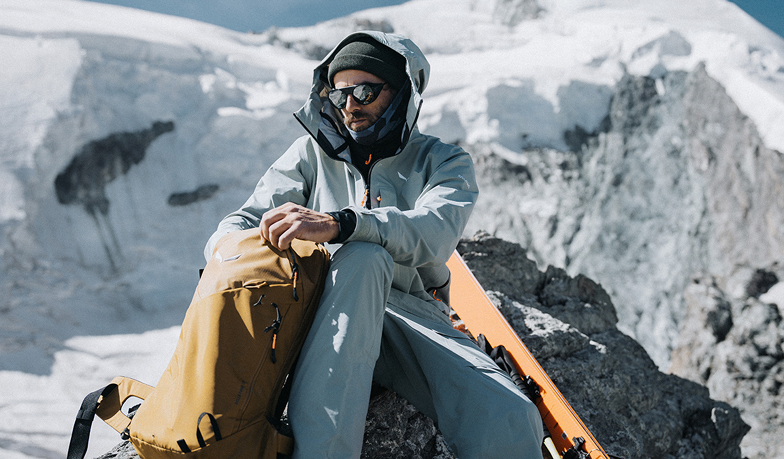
[{"xmin": 343, "ymin": 111, "xmax": 375, "ymax": 132}]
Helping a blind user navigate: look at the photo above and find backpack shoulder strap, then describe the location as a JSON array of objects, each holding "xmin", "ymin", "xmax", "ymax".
[
  {"xmin": 96, "ymin": 377, "xmax": 154, "ymax": 432},
  {"xmin": 67, "ymin": 377, "xmax": 154, "ymax": 459}
]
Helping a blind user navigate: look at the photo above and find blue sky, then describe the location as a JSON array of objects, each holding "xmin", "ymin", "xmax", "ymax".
[
  {"xmin": 727, "ymin": 0, "xmax": 783, "ymax": 38},
  {"xmin": 85, "ymin": 0, "xmax": 409, "ymax": 33},
  {"xmin": 84, "ymin": 0, "xmax": 783, "ymax": 38}
]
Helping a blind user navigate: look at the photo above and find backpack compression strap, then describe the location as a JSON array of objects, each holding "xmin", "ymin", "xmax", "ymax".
[
  {"xmin": 67, "ymin": 377, "xmax": 154, "ymax": 459},
  {"xmin": 67, "ymin": 383, "xmax": 116, "ymax": 459}
]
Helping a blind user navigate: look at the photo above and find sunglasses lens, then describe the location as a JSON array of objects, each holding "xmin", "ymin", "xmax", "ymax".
[
  {"xmin": 353, "ymin": 84, "xmax": 377, "ymax": 105},
  {"xmin": 327, "ymin": 83, "xmax": 384, "ymax": 109},
  {"xmin": 328, "ymin": 89, "xmax": 348, "ymax": 109}
]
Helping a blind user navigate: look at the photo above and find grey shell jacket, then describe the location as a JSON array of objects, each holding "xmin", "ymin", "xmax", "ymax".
[{"xmin": 204, "ymin": 31, "xmax": 478, "ymax": 300}]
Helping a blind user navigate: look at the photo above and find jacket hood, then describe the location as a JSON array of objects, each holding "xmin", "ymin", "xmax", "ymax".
[{"xmin": 293, "ymin": 31, "xmax": 430, "ymax": 162}]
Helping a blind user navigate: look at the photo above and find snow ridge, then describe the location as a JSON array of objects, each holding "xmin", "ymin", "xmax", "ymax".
[{"xmin": 1, "ymin": 0, "xmax": 783, "ymax": 457}]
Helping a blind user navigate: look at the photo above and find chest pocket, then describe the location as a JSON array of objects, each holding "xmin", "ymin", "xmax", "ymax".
[
  {"xmin": 373, "ymin": 165, "xmax": 430, "ymax": 210},
  {"xmin": 372, "ymin": 181, "xmax": 399, "ymax": 209}
]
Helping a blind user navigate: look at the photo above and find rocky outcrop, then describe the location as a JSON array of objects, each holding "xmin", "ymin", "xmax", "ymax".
[
  {"xmin": 55, "ymin": 121, "xmax": 175, "ymax": 216},
  {"xmin": 167, "ymin": 184, "xmax": 220, "ymax": 207},
  {"xmin": 671, "ymin": 266, "xmax": 784, "ymax": 459},
  {"xmin": 464, "ymin": 64, "xmax": 784, "ymax": 459},
  {"xmin": 493, "ymin": 0, "xmax": 544, "ymax": 26},
  {"xmin": 466, "ymin": 64, "xmax": 784, "ymax": 375},
  {"xmin": 97, "ymin": 235, "xmax": 748, "ymax": 459},
  {"xmin": 451, "ymin": 236, "xmax": 748, "ymax": 459}
]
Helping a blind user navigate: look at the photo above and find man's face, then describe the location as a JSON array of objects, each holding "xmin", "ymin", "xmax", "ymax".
[{"xmin": 332, "ymin": 69, "xmax": 396, "ymax": 132}]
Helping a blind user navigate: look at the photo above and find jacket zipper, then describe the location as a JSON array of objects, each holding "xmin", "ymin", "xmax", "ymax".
[
  {"xmin": 362, "ymin": 159, "xmax": 386, "ymax": 209},
  {"xmin": 292, "ymin": 112, "xmax": 373, "ymax": 209},
  {"xmin": 293, "ymin": 110, "xmax": 413, "ymax": 210}
]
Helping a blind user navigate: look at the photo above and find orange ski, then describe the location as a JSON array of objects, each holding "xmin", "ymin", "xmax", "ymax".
[{"xmin": 447, "ymin": 251, "xmax": 610, "ymax": 459}]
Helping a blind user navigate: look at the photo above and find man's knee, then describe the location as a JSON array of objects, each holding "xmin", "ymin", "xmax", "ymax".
[
  {"xmin": 318, "ymin": 242, "xmax": 394, "ymax": 323},
  {"xmin": 332, "ymin": 242, "xmax": 394, "ymax": 281},
  {"xmin": 447, "ymin": 378, "xmax": 544, "ymax": 458},
  {"xmin": 481, "ymin": 394, "xmax": 544, "ymax": 458}
]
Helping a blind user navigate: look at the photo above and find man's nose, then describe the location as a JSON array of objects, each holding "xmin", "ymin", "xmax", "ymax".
[{"xmin": 344, "ymin": 94, "xmax": 361, "ymax": 112}]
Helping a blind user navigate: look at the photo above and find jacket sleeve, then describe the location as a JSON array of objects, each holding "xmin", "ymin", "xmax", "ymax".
[
  {"xmin": 203, "ymin": 136, "xmax": 315, "ymax": 260},
  {"xmin": 345, "ymin": 144, "xmax": 478, "ymax": 268}
]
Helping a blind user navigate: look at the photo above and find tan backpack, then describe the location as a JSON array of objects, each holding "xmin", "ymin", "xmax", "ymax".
[{"xmin": 67, "ymin": 229, "xmax": 330, "ymax": 459}]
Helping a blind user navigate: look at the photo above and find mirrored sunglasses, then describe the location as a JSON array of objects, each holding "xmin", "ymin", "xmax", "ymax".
[{"xmin": 327, "ymin": 82, "xmax": 386, "ymax": 109}]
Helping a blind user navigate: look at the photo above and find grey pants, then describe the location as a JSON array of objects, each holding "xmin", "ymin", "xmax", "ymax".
[{"xmin": 288, "ymin": 242, "xmax": 544, "ymax": 459}]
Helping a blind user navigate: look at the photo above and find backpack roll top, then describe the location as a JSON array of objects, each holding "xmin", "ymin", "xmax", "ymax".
[{"xmin": 195, "ymin": 228, "xmax": 327, "ymax": 302}]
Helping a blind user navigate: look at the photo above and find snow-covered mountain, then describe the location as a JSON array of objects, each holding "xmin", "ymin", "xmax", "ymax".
[{"xmin": 1, "ymin": 0, "xmax": 783, "ymax": 457}]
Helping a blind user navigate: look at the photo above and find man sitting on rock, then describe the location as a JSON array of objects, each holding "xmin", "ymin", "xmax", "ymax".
[{"xmin": 204, "ymin": 31, "xmax": 544, "ymax": 459}]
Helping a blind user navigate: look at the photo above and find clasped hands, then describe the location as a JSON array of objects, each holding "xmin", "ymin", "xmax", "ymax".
[{"xmin": 260, "ymin": 202, "xmax": 339, "ymax": 250}]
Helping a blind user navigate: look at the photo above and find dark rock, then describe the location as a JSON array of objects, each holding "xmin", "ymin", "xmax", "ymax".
[
  {"xmin": 671, "ymin": 264, "xmax": 784, "ymax": 459},
  {"xmin": 745, "ymin": 269, "xmax": 779, "ymax": 299},
  {"xmin": 167, "ymin": 184, "xmax": 219, "ymax": 206},
  {"xmin": 361, "ymin": 390, "xmax": 452, "ymax": 459},
  {"xmin": 55, "ymin": 121, "xmax": 175, "ymax": 216},
  {"xmin": 96, "ymin": 235, "xmax": 749, "ymax": 459},
  {"xmin": 96, "ymin": 441, "xmax": 136, "ymax": 459}
]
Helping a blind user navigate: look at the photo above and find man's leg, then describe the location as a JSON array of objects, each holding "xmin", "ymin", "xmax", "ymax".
[
  {"xmin": 373, "ymin": 301, "xmax": 545, "ymax": 459},
  {"xmin": 288, "ymin": 242, "xmax": 393, "ymax": 459}
]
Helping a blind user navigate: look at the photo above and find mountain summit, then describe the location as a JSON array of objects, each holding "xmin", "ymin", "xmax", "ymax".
[{"xmin": 1, "ymin": 0, "xmax": 782, "ymax": 457}]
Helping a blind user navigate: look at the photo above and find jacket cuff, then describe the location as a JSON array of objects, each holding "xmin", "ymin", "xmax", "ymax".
[{"xmin": 327, "ymin": 209, "xmax": 357, "ymax": 243}]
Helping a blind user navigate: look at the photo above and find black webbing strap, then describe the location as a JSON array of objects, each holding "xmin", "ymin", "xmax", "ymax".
[
  {"xmin": 272, "ymin": 353, "xmax": 299, "ymax": 426},
  {"xmin": 477, "ymin": 334, "xmax": 541, "ymax": 403},
  {"xmin": 177, "ymin": 439, "xmax": 192, "ymax": 453},
  {"xmin": 563, "ymin": 436, "xmax": 590, "ymax": 459},
  {"xmin": 67, "ymin": 383, "xmax": 117, "ymax": 459},
  {"xmin": 195, "ymin": 412, "xmax": 223, "ymax": 448}
]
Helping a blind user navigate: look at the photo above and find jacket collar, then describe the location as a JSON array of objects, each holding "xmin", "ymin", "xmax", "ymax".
[{"xmin": 293, "ymin": 31, "xmax": 429, "ymax": 162}]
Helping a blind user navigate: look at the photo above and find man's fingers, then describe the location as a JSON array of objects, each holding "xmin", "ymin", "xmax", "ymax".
[
  {"xmin": 260, "ymin": 207, "xmax": 289, "ymax": 243},
  {"xmin": 264, "ymin": 217, "xmax": 291, "ymax": 250},
  {"xmin": 271, "ymin": 219, "xmax": 300, "ymax": 250},
  {"xmin": 276, "ymin": 226, "xmax": 296, "ymax": 251},
  {"xmin": 260, "ymin": 203, "xmax": 338, "ymax": 249}
]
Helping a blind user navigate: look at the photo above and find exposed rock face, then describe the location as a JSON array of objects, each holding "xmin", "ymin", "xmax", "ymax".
[
  {"xmin": 463, "ymin": 64, "xmax": 784, "ymax": 459},
  {"xmin": 97, "ymin": 235, "xmax": 748, "ymax": 459},
  {"xmin": 465, "ymin": 64, "xmax": 784, "ymax": 375},
  {"xmin": 167, "ymin": 184, "xmax": 220, "ymax": 207},
  {"xmin": 671, "ymin": 266, "xmax": 784, "ymax": 459},
  {"xmin": 493, "ymin": 0, "xmax": 544, "ymax": 26},
  {"xmin": 51, "ymin": 120, "xmax": 176, "ymax": 271},
  {"xmin": 55, "ymin": 121, "xmax": 175, "ymax": 216}
]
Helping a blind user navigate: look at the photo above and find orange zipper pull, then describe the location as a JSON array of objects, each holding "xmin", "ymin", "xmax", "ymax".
[{"xmin": 361, "ymin": 188, "xmax": 369, "ymax": 207}]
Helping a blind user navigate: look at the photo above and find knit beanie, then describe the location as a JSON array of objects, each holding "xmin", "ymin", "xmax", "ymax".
[{"xmin": 328, "ymin": 36, "xmax": 408, "ymax": 90}]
